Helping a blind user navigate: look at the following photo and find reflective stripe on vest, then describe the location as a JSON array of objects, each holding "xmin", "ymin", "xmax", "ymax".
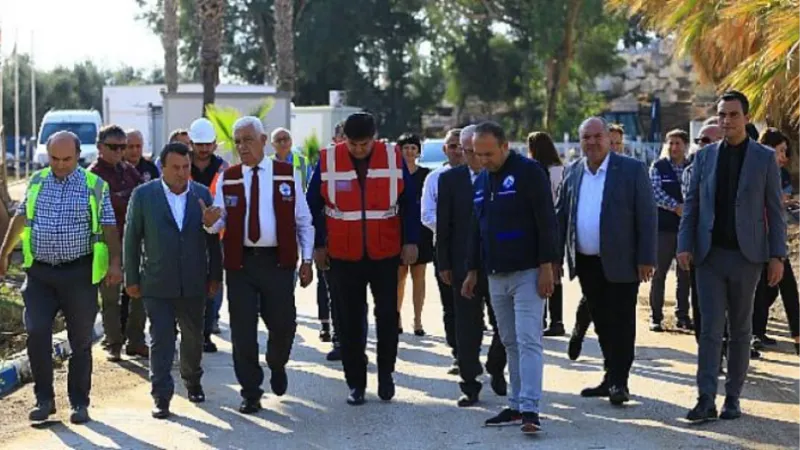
[{"xmin": 22, "ymin": 168, "xmax": 109, "ymax": 284}]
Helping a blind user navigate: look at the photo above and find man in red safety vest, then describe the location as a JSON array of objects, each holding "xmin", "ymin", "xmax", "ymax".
[{"xmin": 306, "ymin": 112, "xmax": 420, "ymax": 405}]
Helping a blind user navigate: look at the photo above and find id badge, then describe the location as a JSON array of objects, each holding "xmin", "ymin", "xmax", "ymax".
[{"xmin": 224, "ymin": 195, "xmax": 239, "ymax": 207}]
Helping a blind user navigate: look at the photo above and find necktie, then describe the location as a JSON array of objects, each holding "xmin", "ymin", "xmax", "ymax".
[{"xmin": 249, "ymin": 166, "xmax": 261, "ymax": 243}]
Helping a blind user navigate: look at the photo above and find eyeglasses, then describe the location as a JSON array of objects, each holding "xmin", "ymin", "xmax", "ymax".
[
  {"xmin": 102, "ymin": 143, "xmax": 127, "ymax": 151},
  {"xmin": 694, "ymin": 137, "xmax": 712, "ymax": 145},
  {"xmin": 274, "ymin": 137, "xmax": 291, "ymax": 144}
]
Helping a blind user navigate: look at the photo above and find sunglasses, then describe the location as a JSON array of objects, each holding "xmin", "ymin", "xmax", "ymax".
[
  {"xmin": 694, "ymin": 137, "xmax": 712, "ymax": 145},
  {"xmin": 103, "ymin": 143, "xmax": 127, "ymax": 151}
]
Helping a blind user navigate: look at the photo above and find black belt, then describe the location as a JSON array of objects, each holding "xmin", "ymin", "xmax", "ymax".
[
  {"xmin": 34, "ymin": 254, "xmax": 93, "ymax": 269},
  {"xmin": 243, "ymin": 246, "xmax": 278, "ymax": 256}
]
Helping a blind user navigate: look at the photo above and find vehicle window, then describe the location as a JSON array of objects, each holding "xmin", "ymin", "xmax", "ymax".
[
  {"xmin": 419, "ymin": 141, "xmax": 446, "ymax": 164},
  {"xmin": 39, "ymin": 122, "xmax": 98, "ymax": 145}
]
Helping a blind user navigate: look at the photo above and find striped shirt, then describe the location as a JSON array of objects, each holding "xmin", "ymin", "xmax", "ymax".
[{"xmin": 16, "ymin": 169, "xmax": 116, "ymax": 265}]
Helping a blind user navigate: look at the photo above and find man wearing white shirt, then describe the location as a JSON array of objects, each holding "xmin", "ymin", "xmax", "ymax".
[
  {"xmin": 420, "ymin": 127, "xmax": 464, "ymax": 374},
  {"xmin": 202, "ymin": 116, "xmax": 315, "ymax": 415}
]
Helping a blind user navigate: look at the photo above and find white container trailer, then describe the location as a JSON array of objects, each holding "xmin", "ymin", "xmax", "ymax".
[{"xmin": 291, "ymin": 105, "xmax": 362, "ymax": 148}]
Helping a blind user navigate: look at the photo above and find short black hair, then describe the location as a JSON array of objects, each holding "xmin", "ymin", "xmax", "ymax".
[
  {"xmin": 474, "ymin": 121, "xmax": 506, "ymax": 144},
  {"xmin": 759, "ymin": 127, "xmax": 790, "ymax": 151},
  {"xmin": 159, "ymin": 142, "xmax": 191, "ymax": 166},
  {"xmin": 169, "ymin": 129, "xmax": 189, "ymax": 143},
  {"xmin": 343, "ymin": 113, "xmax": 376, "ymax": 140},
  {"xmin": 98, "ymin": 124, "xmax": 126, "ymax": 144},
  {"xmin": 745, "ymin": 123, "xmax": 759, "ymax": 140},
  {"xmin": 46, "ymin": 131, "xmax": 81, "ymax": 154},
  {"xmin": 396, "ymin": 133, "xmax": 422, "ymax": 151},
  {"xmin": 334, "ymin": 121, "xmax": 345, "ymax": 137},
  {"xmin": 719, "ymin": 90, "xmax": 750, "ymax": 115}
]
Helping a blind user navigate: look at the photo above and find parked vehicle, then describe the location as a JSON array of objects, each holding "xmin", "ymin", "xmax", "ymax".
[{"xmin": 32, "ymin": 109, "xmax": 103, "ymax": 168}]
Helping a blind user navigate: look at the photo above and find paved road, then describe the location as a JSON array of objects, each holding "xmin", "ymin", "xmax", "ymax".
[{"xmin": 1, "ymin": 269, "xmax": 798, "ymax": 449}]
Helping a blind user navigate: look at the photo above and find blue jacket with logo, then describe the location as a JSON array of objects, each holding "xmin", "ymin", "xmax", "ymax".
[{"xmin": 467, "ymin": 151, "xmax": 559, "ymax": 275}]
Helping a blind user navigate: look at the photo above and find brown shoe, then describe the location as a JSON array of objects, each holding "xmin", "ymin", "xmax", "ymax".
[
  {"xmin": 125, "ymin": 344, "xmax": 149, "ymax": 358},
  {"xmin": 106, "ymin": 346, "xmax": 122, "ymax": 362}
]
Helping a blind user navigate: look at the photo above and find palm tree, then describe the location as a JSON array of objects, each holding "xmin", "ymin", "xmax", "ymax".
[
  {"xmin": 607, "ymin": 0, "xmax": 800, "ymax": 124},
  {"xmin": 197, "ymin": 0, "xmax": 225, "ymax": 116},
  {"xmin": 273, "ymin": 0, "xmax": 295, "ymax": 94},
  {"xmin": 163, "ymin": 0, "xmax": 179, "ymax": 94}
]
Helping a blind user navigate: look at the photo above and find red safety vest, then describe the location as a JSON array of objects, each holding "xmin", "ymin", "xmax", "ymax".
[
  {"xmin": 320, "ymin": 141, "xmax": 404, "ymax": 261},
  {"xmin": 220, "ymin": 161, "xmax": 298, "ymax": 270}
]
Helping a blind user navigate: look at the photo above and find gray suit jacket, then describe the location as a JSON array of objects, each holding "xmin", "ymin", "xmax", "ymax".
[
  {"xmin": 556, "ymin": 152, "xmax": 657, "ymax": 283},
  {"xmin": 677, "ymin": 140, "xmax": 786, "ymax": 264},
  {"xmin": 124, "ymin": 180, "xmax": 223, "ymax": 299}
]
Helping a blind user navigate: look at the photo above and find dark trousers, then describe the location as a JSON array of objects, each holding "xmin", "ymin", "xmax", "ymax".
[
  {"xmin": 573, "ymin": 295, "xmax": 592, "ymax": 336},
  {"xmin": 544, "ymin": 284, "xmax": 564, "ymax": 326},
  {"xmin": 329, "ymin": 257, "xmax": 399, "ymax": 390},
  {"xmin": 690, "ymin": 265, "xmax": 701, "ymax": 341},
  {"xmin": 649, "ymin": 231, "xmax": 691, "ymax": 323},
  {"xmin": 433, "ymin": 256, "xmax": 457, "ymax": 360},
  {"xmin": 326, "ymin": 270, "xmax": 368, "ymax": 349},
  {"xmin": 575, "ymin": 254, "xmax": 639, "ymax": 388},
  {"xmin": 453, "ymin": 271, "xmax": 506, "ymax": 395},
  {"xmin": 317, "ymin": 267, "xmax": 331, "ymax": 322},
  {"xmin": 227, "ymin": 249, "xmax": 297, "ymax": 400},
  {"xmin": 203, "ymin": 286, "xmax": 224, "ymax": 335},
  {"xmin": 143, "ymin": 296, "xmax": 204, "ymax": 401},
  {"xmin": 23, "ymin": 258, "xmax": 98, "ymax": 407},
  {"xmin": 753, "ymin": 259, "xmax": 799, "ymax": 338}
]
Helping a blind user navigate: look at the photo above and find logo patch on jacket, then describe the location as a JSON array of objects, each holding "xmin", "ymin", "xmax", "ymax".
[
  {"xmin": 335, "ymin": 180, "xmax": 353, "ymax": 192},
  {"xmin": 502, "ymin": 175, "xmax": 515, "ymax": 189},
  {"xmin": 279, "ymin": 182, "xmax": 292, "ymax": 197},
  {"xmin": 224, "ymin": 195, "xmax": 239, "ymax": 207}
]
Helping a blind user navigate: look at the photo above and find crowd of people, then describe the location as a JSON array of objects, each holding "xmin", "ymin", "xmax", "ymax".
[{"xmin": 1, "ymin": 90, "xmax": 794, "ymax": 436}]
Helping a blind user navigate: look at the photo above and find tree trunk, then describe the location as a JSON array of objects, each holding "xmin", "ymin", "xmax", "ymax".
[
  {"xmin": 163, "ymin": 0, "xmax": 179, "ymax": 94},
  {"xmin": 198, "ymin": 0, "xmax": 225, "ymax": 116},
  {"xmin": 543, "ymin": 0, "xmax": 581, "ymax": 133},
  {"xmin": 273, "ymin": 0, "xmax": 295, "ymax": 95}
]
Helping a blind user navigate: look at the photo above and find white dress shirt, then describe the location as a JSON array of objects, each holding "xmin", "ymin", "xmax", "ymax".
[
  {"xmin": 421, "ymin": 163, "xmax": 451, "ymax": 233},
  {"xmin": 162, "ymin": 180, "xmax": 189, "ymax": 231},
  {"xmin": 575, "ymin": 153, "xmax": 609, "ymax": 256},
  {"xmin": 206, "ymin": 156, "xmax": 314, "ymax": 260}
]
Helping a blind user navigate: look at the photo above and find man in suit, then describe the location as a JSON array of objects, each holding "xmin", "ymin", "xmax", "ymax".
[
  {"xmin": 124, "ymin": 142, "xmax": 223, "ymax": 419},
  {"xmin": 678, "ymin": 91, "xmax": 786, "ymax": 423},
  {"xmin": 437, "ymin": 124, "xmax": 507, "ymax": 407},
  {"xmin": 555, "ymin": 117, "xmax": 657, "ymax": 406}
]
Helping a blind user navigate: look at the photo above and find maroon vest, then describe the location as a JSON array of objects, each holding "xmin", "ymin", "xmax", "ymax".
[{"xmin": 220, "ymin": 161, "xmax": 298, "ymax": 270}]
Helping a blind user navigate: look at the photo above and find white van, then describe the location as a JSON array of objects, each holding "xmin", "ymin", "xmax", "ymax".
[{"xmin": 33, "ymin": 109, "xmax": 103, "ymax": 168}]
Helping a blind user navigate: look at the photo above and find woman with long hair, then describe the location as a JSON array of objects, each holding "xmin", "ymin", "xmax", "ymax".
[
  {"xmin": 396, "ymin": 133, "xmax": 434, "ymax": 336},
  {"xmin": 527, "ymin": 131, "xmax": 565, "ymax": 336}
]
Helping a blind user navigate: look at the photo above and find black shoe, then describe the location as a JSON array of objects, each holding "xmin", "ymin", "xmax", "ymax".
[
  {"xmin": 447, "ymin": 361, "xmax": 460, "ymax": 375},
  {"xmin": 28, "ymin": 401, "xmax": 56, "ymax": 422},
  {"xmin": 188, "ymin": 386, "xmax": 205, "ymax": 403},
  {"xmin": 69, "ymin": 406, "xmax": 90, "ymax": 424},
  {"xmin": 543, "ymin": 323, "xmax": 565, "ymax": 337},
  {"xmin": 568, "ymin": 331, "xmax": 584, "ymax": 361},
  {"xmin": 489, "ymin": 373, "xmax": 507, "ymax": 396},
  {"xmin": 398, "ymin": 327, "xmax": 404, "ymax": 334},
  {"xmin": 378, "ymin": 372, "xmax": 395, "ymax": 401},
  {"xmin": 347, "ymin": 388, "xmax": 366, "ymax": 406},
  {"xmin": 484, "ymin": 408, "xmax": 522, "ymax": 427},
  {"xmin": 649, "ymin": 322, "xmax": 664, "ymax": 332},
  {"xmin": 794, "ymin": 343, "xmax": 799, "ymax": 355},
  {"xmin": 752, "ymin": 335, "xmax": 765, "ymax": 350},
  {"xmin": 580, "ymin": 382, "xmax": 610, "ymax": 398},
  {"xmin": 203, "ymin": 337, "xmax": 218, "ymax": 353},
  {"xmin": 676, "ymin": 317, "xmax": 694, "ymax": 330},
  {"xmin": 687, "ymin": 395, "xmax": 718, "ymax": 423},
  {"xmin": 271, "ymin": 368, "xmax": 288, "ymax": 397},
  {"xmin": 106, "ymin": 346, "xmax": 122, "ymax": 362},
  {"xmin": 609, "ymin": 386, "xmax": 630, "ymax": 406},
  {"xmin": 719, "ymin": 396, "xmax": 741, "ymax": 420},
  {"xmin": 751, "ymin": 347, "xmax": 761, "ymax": 359},
  {"xmin": 457, "ymin": 393, "xmax": 479, "ymax": 407},
  {"xmin": 758, "ymin": 334, "xmax": 777, "ymax": 346},
  {"xmin": 520, "ymin": 412, "xmax": 541, "ymax": 434},
  {"xmin": 319, "ymin": 329, "xmax": 332, "ymax": 343},
  {"xmin": 212, "ymin": 322, "xmax": 221, "ymax": 334},
  {"xmin": 151, "ymin": 399, "xmax": 171, "ymax": 419},
  {"xmin": 414, "ymin": 328, "xmax": 426, "ymax": 337},
  {"xmin": 326, "ymin": 346, "xmax": 342, "ymax": 361},
  {"xmin": 239, "ymin": 398, "xmax": 262, "ymax": 414}
]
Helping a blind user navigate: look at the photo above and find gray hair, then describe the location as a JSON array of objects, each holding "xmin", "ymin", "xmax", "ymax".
[
  {"xmin": 578, "ymin": 117, "xmax": 609, "ymax": 136},
  {"xmin": 233, "ymin": 116, "xmax": 265, "ymax": 135},
  {"xmin": 125, "ymin": 129, "xmax": 143, "ymax": 139},
  {"xmin": 460, "ymin": 124, "xmax": 477, "ymax": 147},
  {"xmin": 270, "ymin": 127, "xmax": 292, "ymax": 142}
]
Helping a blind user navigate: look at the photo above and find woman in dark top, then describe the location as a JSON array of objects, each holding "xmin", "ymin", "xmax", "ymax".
[{"xmin": 397, "ymin": 133, "xmax": 433, "ymax": 336}]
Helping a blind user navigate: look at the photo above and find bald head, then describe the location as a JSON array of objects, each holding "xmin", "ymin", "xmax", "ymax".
[
  {"xmin": 125, "ymin": 129, "xmax": 144, "ymax": 165},
  {"xmin": 579, "ymin": 117, "xmax": 611, "ymax": 170},
  {"xmin": 47, "ymin": 131, "xmax": 81, "ymax": 179}
]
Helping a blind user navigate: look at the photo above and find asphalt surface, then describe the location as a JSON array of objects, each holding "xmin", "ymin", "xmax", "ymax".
[{"xmin": 0, "ymin": 268, "xmax": 798, "ymax": 450}]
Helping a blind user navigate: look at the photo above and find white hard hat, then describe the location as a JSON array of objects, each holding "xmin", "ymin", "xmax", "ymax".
[{"xmin": 188, "ymin": 118, "xmax": 216, "ymax": 144}]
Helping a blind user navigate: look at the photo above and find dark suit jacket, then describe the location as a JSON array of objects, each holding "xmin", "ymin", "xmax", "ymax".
[
  {"xmin": 436, "ymin": 165, "xmax": 474, "ymax": 280},
  {"xmin": 678, "ymin": 140, "xmax": 786, "ymax": 264},
  {"xmin": 555, "ymin": 152, "xmax": 657, "ymax": 283},
  {"xmin": 123, "ymin": 180, "xmax": 223, "ymax": 299}
]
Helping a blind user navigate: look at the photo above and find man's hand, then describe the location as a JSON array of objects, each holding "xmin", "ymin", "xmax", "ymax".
[
  {"xmin": 538, "ymin": 263, "xmax": 555, "ymax": 298},
  {"xmin": 401, "ymin": 244, "xmax": 418, "ymax": 266},
  {"xmin": 313, "ymin": 248, "xmax": 330, "ymax": 271},
  {"xmin": 199, "ymin": 198, "xmax": 223, "ymax": 228},
  {"xmin": 461, "ymin": 270, "xmax": 477, "ymax": 299},
  {"xmin": 677, "ymin": 252, "xmax": 693, "ymax": 271},
  {"xmin": 674, "ymin": 204, "xmax": 683, "ymax": 217},
  {"xmin": 105, "ymin": 263, "xmax": 123, "ymax": 286},
  {"xmin": 439, "ymin": 270, "xmax": 452, "ymax": 286},
  {"xmin": 638, "ymin": 265, "xmax": 655, "ymax": 283},
  {"xmin": 767, "ymin": 258, "xmax": 785, "ymax": 287},
  {"xmin": 126, "ymin": 284, "xmax": 141, "ymax": 298},
  {"xmin": 207, "ymin": 280, "xmax": 221, "ymax": 297},
  {"xmin": 299, "ymin": 262, "xmax": 314, "ymax": 288}
]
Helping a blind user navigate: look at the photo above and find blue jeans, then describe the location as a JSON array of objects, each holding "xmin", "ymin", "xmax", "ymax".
[
  {"xmin": 488, "ymin": 268, "xmax": 545, "ymax": 414},
  {"xmin": 204, "ymin": 286, "xmax": 224, "ymax": 335}
]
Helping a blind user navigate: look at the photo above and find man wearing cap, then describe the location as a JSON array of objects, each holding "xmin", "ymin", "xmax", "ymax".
[
  {"xmin": 188, "ymin": 118, "xmax": 229, "ymax": 352},
  {"xmin": 307, "ymin": 112, "xmax": 420, "ymax": 405}
]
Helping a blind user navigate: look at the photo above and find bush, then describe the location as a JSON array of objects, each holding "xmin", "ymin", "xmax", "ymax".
[{"xmin": 303, "ymin": 133, "xmax": 322, "ymax": 165}]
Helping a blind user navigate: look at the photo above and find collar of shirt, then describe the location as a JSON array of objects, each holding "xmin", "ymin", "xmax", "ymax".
[
  {"xmin": 50, "ymin": 167, "xmax": 84, "ymax": 185},
  {"xmin": 243, "ymin": 156, "xmax": 271, "ymax": 175},
  {"xmin": 722, "ymin": 137, "xmax": 749, "ymax": 153},
  {"xmin": 161, "ymin": 179, "xmax": 189, "ymax": 197},
  {"xmin": 583, "ymin": 151, "xmax": 610, "ymax": 176}
]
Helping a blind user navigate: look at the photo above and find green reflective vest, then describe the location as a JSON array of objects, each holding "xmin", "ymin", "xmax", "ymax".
[
  {"xmin": 22, "ymin": 167, "xmax": 110, "ymax": 284},
  {"xmin": 271, "ymin": 151, "xmax": 309, "ymax": 192}
]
